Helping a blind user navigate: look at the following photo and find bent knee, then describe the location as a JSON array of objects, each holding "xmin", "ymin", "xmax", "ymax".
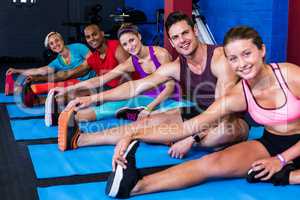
[{"xmin": 231, "ymin": 118, "xmax": 249, "ymax": 141}]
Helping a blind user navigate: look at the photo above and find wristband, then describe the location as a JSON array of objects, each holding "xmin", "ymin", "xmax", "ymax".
[
  {"xmin": 144, "ymin": 106, "xmax": 151, "ymax": 112},
  {"xmin": 276, "ymin": 154, "xmax": 287, "ymax": 167}
]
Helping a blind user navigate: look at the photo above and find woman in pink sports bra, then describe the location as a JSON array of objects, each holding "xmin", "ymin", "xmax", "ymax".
[{"xmin": 108, "ymin": 26, "xmax": 300, "ymax": 198}]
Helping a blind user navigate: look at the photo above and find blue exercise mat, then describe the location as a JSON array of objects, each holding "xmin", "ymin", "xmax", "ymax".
[
  {"xmin": 28, "ymin": 125, "xmax": 264, "ymax": 179},
  {"xmin": 248, "ymin": 126, "xmax": 264, "ymax": 140},
  {"xmin": 38, "ymin": 177, "xmax": 300, "ymax": 200},
  {"xmin": 10, "ymin": 118, "xmax": 58, "ymax": 140},
  {"xmin": 9, "ymin": 117, "xmax": 131, "ymax": 141},
  {"xmin": 0, "ymin": 93, "xmax": 20, "ymax": 103},
  {"xmin": 79, "ymin": 118, "xmax": 131, "ymax": 133},
  {"xmin": 6, "ymin": 104, "xmax": 45, "ymax": 118},
  {"xmin": 28, "ymin": 142, "xmax": 205, "ymax": 179}
]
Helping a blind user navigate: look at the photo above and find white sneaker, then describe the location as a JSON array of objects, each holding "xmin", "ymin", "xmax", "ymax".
[{"xmin": 45, "ymin": 90, "xmax": 58, "ymax": 127}]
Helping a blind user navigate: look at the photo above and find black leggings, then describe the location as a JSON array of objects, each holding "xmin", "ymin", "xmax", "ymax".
[{"xmin": 257, "ymin": 129, "xmax": 300, "ymax": 168}]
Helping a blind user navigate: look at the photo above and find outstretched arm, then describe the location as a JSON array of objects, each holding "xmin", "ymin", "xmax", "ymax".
[
  {"xmin": 49, "ymin": 61, "xmax": 91, "ymax": 82},
  {"xmin": 63, "ymin": 59, "xmax": 135, "ymax": 92},
  {"xmin": 68, "ymin": 61, "xmax": 179, "ymax": 111},
  {"xmin": 112, "ymin": 83, "xmax": 246, "ymax": 168},
  {"xmin": 30, "ymin": 61, "xmax": 91, "ymax": 82},
  {"xmin": 139, "ymin": 83, "xmax": 245, "ymax": 142},
  {"xmin": 141, "ymin": 80, "xmax": 176, "ymax": 115},
  {"xmin": 6, "ymin": 65, "xmax": 55, "ymax": 76},
  {"xmin": 32, "ymin": 51, "xmax": 93, "ymax": 82}
]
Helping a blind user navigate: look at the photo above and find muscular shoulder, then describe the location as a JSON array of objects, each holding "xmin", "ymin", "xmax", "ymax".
[
  {"xmin": 210, "ymin": 46, "xmax": 238, "ymax": 81},
  {"xmin": 155, "ymin": 58, "xmax": 180, "ymax": 80},
  {"xmin": 115, "ymin": 43, "xmax": 130, "ymax": 63},
  {"xmin": 152, "ymin": 46, "xmax": 172, "ymax": 64},
  {"xmin": 226, "ymin": 81, "xmax": 247, "ymax": 112},
  {"xmin": 210, "ymin": 46, "xmax": 226, "ymax": 71},
  {"xmin": 278, "ymin": 62, "xmax": 300, "ymax": 97}
]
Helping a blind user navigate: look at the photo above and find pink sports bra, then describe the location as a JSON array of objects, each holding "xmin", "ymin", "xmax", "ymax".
[{"xmin": 242, "ymin": 63, "xmax": 300, "ymax": 126}]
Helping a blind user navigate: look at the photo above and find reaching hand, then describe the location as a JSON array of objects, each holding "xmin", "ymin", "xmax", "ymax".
[
  {"xmin": 168, "ymin": 136, "xmax": 194, "ymax": 159},
  {"xmin": 52, "ymin": 87, "xmax": 66, "ymax": 96},
  {"xmin": 64, "ymin": 96, "xmax": 93, "ymax": 112},
  {"xmin": 137, "ymin": 109, "xmax": 151, "ymax": 120},
  {"xmin": 251, "ymin": 156, "xmax": 283, "ymax": 181},
  {"xmin": 6, "ymin": 68, "xmax": 17, "ymax": 75},
  {"xmin": 112, "ymin": 136, "xmax": 132, "ymax": 171}
]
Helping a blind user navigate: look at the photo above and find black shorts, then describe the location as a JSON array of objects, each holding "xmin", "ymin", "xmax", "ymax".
[
  {"xmin": 180, "ymin": 106, "xmax": 203, "ymax": 121},
  {"xmin": 257, "ymin": 129, "xmax": 300, "ymax": 168}
]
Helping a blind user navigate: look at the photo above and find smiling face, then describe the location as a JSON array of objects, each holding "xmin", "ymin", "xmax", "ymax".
[
  {"xmin": 84, "ymin": 25, "xmax": 105, "ymax": 50},
  {"xmin": 168, "ymin": 20, "xmax": 198, "ymax": 57},
  {"xmin": 224, "ymin": 38, "xmax": 266, "ymax": 80},
  {"xmin": 119, "ymin": 32, "xmax": 142, "ymax": 56},
  {"xmin": 48, "ymin": 34, "xmax": 65, "ymax": 53}
]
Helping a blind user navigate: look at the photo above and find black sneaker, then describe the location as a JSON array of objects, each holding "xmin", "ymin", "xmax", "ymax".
[
  {"xmin": 246, "ymin": 168, "xmax": 270, "ymax": 183},
  {"xmin": 45, "ymin": 90, "xmax": 59, "ymax": 126},
  {"xmin": 106, "ymin": 140, "xmax": 140, "ymax": 199},
  {"xmin": 246, "ymin": 163, "xmax": 296, "ymax": 185},
  {"xmin": 271, "ymin": 163, "xmax": 295, "ymax": 186},
  {"xmin": 115, "ymin": 107, "xmax": 145, "ymax": 121}
]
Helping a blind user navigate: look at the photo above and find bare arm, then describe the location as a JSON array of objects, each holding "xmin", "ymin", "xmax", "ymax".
[
  {"xmin": 49, "ymin": 61, "xmax": 91, "ymax": 82},
  {"xmin": 89, "ymin": 60, "xmax": 179, "ymax": 104},
  {"xmin": 145, "ymin": 80, "xmax": 176, "ymax": 111},
  {"xmin": 279, "ymin": 62, "xmax": 300, "ymax": 98},
  {"xmin": 112, "ymin": 83, "xmax": 247, "ymax": 168},
  {"xmin": 211, "ymin": 47, "xmax": 239, "ymax": 99},
  {"xmin": 130, "ymin": 83, "xmax": 246, "ymax": 143},
  {"xmin": 115, "ymin": 44, "xmax": 130, "ymax": 64},
  {"xmin": 65, "ymin": 59, "xmax": 135, "ymax": 92},
  {"xmin": 68, "ymin": 60, "xmax": 180, "ymax": 111},
  {"xmin": 6, "ymin": 65, "xmax": 55, "ymax": 76},
  {"xmin": 31, "ymin": 61, "xmax": 91, "ymax": 82}
]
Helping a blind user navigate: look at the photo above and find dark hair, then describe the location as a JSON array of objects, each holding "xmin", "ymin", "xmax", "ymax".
[
  {"xmin": 84, "ymin": 23, "xmax": 102, "ymax": 31},
  {"xmin": 223, "ymin": 26, "xmax": 264, "ymax": 49},
  {"xmin": 117, "ymin": 23, "xmax": 139, "ymax": 39},
  {"xmin": 165, "ymin": 11, "xmax": 194, "ymax": 37}
]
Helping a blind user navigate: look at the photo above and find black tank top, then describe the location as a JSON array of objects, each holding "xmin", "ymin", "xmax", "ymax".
[{"xmin": 179, "ymin": 44, "xmax": 219, "ymax": 109}]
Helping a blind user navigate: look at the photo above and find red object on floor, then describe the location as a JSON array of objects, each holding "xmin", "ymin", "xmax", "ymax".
[
  {"xmin": 31, "ymin": 79, "xmax": 80, "ymax": 95},
  {"xmin": 5, "ymin": 73, "xmax": 14, "ymax": 96},
  {"xmin": 23, "ymin": 83, "xmax": 37, "ymax": 107}
]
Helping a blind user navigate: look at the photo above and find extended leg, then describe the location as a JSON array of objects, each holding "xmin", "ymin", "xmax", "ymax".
[
  {"xmin": 290, "ymin": 169, "xmax": 300, "ymax": 184},
  {"xmin": 131, "ymin": 140, "xmax": 269, "ymax": 196},
  {"xmin": 77, "ymin": 109, "xmax": 183, "ymax": 146}
]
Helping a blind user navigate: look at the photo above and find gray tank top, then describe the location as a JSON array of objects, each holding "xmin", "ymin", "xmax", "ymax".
[{"xmin": 179, "ymin": 44, "xmax": 219, "ymax": 109}]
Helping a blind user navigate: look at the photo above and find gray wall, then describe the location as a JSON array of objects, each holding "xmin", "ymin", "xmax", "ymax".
[{"xmin": 0, "ymin": 0, "xmax": 123, "ymax": 58}]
